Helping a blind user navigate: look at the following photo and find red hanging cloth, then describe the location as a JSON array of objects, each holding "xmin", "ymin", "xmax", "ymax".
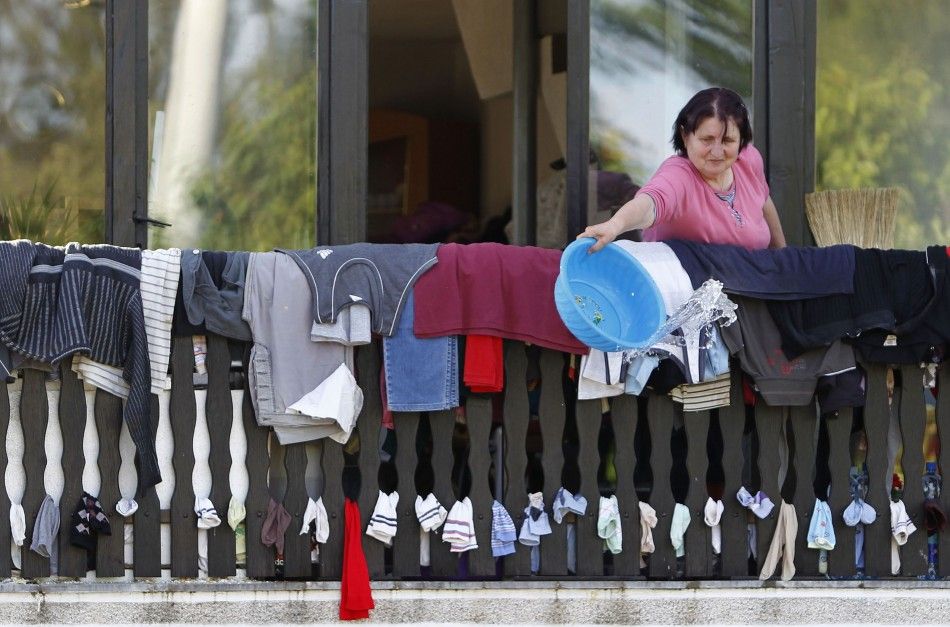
[{"xmin": 340, "ymin": 498, "xmax": 374, "ymax": 620}]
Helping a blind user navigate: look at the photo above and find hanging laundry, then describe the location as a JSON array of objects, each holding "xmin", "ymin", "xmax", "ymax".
[
  {"xmin": 638, "ymin": 501, "xmax": 658, "ymax": 568},
  {"xmin": 177, "ymin": 250, "xmax": 253, "ymax": 341},
  {"xmin": 416, "ymin": 493, "xmax": 448, "ymax": 567},
  {"xmin": 704, "ymin": 497, "xmax": 724, "ymax": 555},
  {"xmin": 670, "ymin": 373, "xmax": 731, "ymax": 411},
  {"xmin": 228, "ymin": 497, "xmax": 246, "ymax": 532},
  {"xmin": 70, "ymin": 492, "xmax": 112, "ymax": 570},
  {"xmin": 491, "ymin": 500, "xmax": 517, "ymax": 558},
  {"xmin": 768, "ymin": 247, "xmax": 942, "ymax": 361},
  {"xmin": 413, "ymin": 243, "xmax": 587, "ymax": 354},
  {"xmin": 670, "ymin": 503, "xmax": 691, "ymax": 558},
  {"xmin": 30, "ymin": 494, "xmax": 59, "ymax": 562},
  {"xmin": 277, "ymin": 243, "xmax": 438, "ymax": 336},
  {"xmin": 518, "ymin": 492, "xmax": 552, "ymax": 547},
  {"xmin": 415, "ymin": 494, "xmax": 448, "ymax": 533},
  {"xmin": 552, "ymin": 487, "xmax": 588, "ymax": 524},
  {"xmin": 736, "ymin": 487, "xmax": 775, "ymax": 519},
  {"xmin": 310, "ymin": 304, "xmax": 372, "ymax": 345},
  {"xmin": 442, "ymin": 498, "xmax": 478, "ymax": 553},
  {"xmin": 759, "ymin": 500, "xmax": 797, "ymax": 581},
  {"xmin": 195, "ymin": 497, "xmax": 222, "ymax": 529},
  {"xmin": 10, "ymin": 503, "xmax": 25, "ymax": 548},
  {"xmin": 665, "ymin": 239, "xmax": 855, "ymax": 300},
  {"xmin": 340, "ymin": 498, "xmax": 374, "ymax": 620},
  {"xmin": 383, "ymin": 291, "xmax": 459, "ymax": 411},
  {"xmin": 243, "ymin": 252, "xmax": 361, "ymax": 445},
  {"xmin": 261, "ymin": 497, "xmax": 291, "ymax": 559},
  {"xmin": 890, "ymin": 499, "xmax": 917, "ymax": 575},
  {"xmin": 614, "ymin": 240, "xmax": 709, "ymax": 385},
  {"xmin": 721, "ymin": 297, "xmax": 856, "ymax": 406},
  {"xmin": 301, "ymin": 497, "xmax": 330, "ymax": 543},
  {"xmin": 816, "ymin": 368, "xmax": 866, "ymax": 416},
  {"xmin": 624, "ymin": 355, "xmax": 661, "ymax": 396},
  {"xmin": 923, "ymin": 471, "xmax": 946, "ymax": 534},
  {"xmin": 577, "ymin": 350, "xmax": 627, "ymax": 400},
  {"xmin": 463, "ymin": 335, "xmax": 504, "ymax": 393},
  {"xmin": 116, "ymin": 498, "xmax": 138, "ymax": 517},
  {"xmin": 73, "ymin": 248, "xmax": 181, "ymax": 396},
  {"xmin": 849, "ymin": 250, "xmax": 948, "ymax": 363},
  {"xmin": 597, "ymin": 495, "xmax": 622, "ymax": 554},
  {"xmin": 0, "ymin": 243, "xmax": 159, "ymax": 491},
  {"xmin": 366, "ymin": 491, "xmax": 399, "ymax": 546},
  {"xmin": 807, "ymin": 499, "xmax": 836, "ymax": 550}
]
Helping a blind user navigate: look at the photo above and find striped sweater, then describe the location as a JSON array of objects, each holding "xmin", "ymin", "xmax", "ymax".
[{"xmin": 0, "ymin": 241, "xmax": 159, "ymax": 492}]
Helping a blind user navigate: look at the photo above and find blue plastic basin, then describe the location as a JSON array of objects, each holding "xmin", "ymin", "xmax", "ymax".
[{"xmin": 555, "ymin": 238, "xmax": 665, "ymax": 352}]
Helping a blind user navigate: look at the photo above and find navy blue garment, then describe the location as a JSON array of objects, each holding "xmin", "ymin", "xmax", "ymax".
[
  {"xmin": 0, "ymin": 240, "xmax": 39, "ymax": 380},
  {"xmin": 0, "ymin": 242, "xmax": 159, "ymax": 493},
  {"xmin": 848, "ymin": 245, "xmax": 949, "ymax": 364},
  {"xmin": 665, "ymin": 240, "xmax": 855, "ymax": 299},
  {"xmin": 768, "ymin": 247, "xmax": 934, "ymax": 359},
  {"xmin": 178, "ymin": 249, "xmax": 252, "ymax": 341}
]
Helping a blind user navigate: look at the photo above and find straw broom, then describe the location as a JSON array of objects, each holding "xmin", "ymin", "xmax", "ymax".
[{"xmin": 805, "ymin": 187, "xmax": 900, "ymax": 248}]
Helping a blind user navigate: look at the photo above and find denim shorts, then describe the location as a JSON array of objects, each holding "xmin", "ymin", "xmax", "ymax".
[{"xmin": 383, "ymin": 290, "xmax": 459, "ymax": 411}]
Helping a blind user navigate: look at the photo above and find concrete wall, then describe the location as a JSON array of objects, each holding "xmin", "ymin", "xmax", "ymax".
[{"xmin": 2, "ymin": 580, "xmax": 950, "ymax": 624}]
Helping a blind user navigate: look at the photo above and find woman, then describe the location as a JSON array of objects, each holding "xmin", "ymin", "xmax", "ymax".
[{"xmin": 580, "ymin": 87, "xmax": 786, "ymax": 251}]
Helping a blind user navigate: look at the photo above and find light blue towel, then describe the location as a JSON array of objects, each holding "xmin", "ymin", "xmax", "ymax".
[{"xmin": 807, "ymin": 499, "xmax": 836, "ymax": 550}]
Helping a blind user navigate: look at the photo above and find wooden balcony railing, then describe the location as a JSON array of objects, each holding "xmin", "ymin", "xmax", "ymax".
[{"xmin": 1, "ymin": 332, "xmax": 948, "ymax": 582}]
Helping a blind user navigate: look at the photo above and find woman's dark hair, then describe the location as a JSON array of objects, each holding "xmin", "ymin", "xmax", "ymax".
[{"xmin": 671, "ymin": 87, "xmax": 752, "ymax": 156}]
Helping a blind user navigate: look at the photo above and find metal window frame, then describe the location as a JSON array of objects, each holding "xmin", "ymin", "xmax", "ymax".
[{"xmin": 103, "ymin": 0, "xmax": 815, "ymax": 250}]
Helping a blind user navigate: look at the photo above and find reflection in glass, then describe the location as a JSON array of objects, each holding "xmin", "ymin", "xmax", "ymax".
[
  {"xmin": 590, "ymin": 0, "xmax": 753, "ymax": 188},
  {"xmin": 149, "ymin": 0, "xmax": 317, "ymax": 250},
  {"xmin": 0, "ymin": 2, "xmax": 105, "ymax": 244},
  {"xmin": 816, "ymin": 0, "xmax": 950, "ymax": 249}
]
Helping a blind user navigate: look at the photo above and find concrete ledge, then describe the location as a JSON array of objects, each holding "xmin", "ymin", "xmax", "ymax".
[{"xmin": 1, "ymin": 579, "xmax": 950, "ymax": 623}]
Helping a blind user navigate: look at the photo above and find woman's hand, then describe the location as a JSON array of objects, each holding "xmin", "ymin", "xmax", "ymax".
[
  {"xmin": 577, "ymin": 219, "xmax": 622, "ymax": 253},
  {"xmin": 576, "ymin": 194, "xmax": 655, "ymax": 253}
]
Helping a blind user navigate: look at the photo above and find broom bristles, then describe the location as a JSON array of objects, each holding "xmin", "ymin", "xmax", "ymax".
[{"xmin": 805, "ymin": 187, "xmax": 900, "ymax": 249}]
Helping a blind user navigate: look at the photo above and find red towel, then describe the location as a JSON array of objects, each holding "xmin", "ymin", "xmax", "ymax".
[
  {"xmin": 340, "ymin": 498, "xmax": 374, "ymax": 620},
  {"xmin": 464, "ymin": 335, "xmax": 504, "ymax": 393}
]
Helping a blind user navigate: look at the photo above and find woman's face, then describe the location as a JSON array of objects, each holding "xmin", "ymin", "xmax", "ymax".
[{"xmin": 682, "ymin": 116, "xmax": 741, "ymax": 183}]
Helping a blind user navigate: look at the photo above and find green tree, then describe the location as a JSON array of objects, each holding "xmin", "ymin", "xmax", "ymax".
[{"xmin": 816, "ymin": 0, "xmax": 950, "ymax": 248}]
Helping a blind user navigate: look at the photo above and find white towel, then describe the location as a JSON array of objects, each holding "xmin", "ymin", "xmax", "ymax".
[
  {"xmin": 577, "ymin": 351, "xmax": 626, "ymax": 400},
  {"xmin": 366, "ymin": 490, "xmax": 399, "ymax": 546},
  {"xmin": 194, "ymin": 497, "xmax": 221, "ymax": 529},
  {"xmin": 287, "ymin": 363, "xmax": 363, "ymax": 445},
  {"xmin": 116, "ymin": 498, "xmax": 139, "ymax": 518},
  {"xmin": 299, "ymin": 497, "xmax": 328, "ymax": 542},
  {"xmin": 704, "ymin": 497, "xmax": 724, "ymax": 554},
  {"xmin": 442, "ymin": 497, "xmax": 477, "ymax": 552},
  {"xmin": 890, "ymin": 499, "xmax": 916, "ymax": 575},
  {"xmin": 415, "ymin": 493, "xmax": 448, "ymax": 532}
]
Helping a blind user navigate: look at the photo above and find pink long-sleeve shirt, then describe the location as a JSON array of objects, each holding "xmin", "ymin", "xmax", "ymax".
[{"xmin": 639, "ymin": 144, "xmax": 771, "ymax": 250}]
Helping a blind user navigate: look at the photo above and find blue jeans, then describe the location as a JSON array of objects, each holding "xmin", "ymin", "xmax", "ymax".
[{"xmin": 383, "ymin": 291, "xmax": 459, "ymax": 411}]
